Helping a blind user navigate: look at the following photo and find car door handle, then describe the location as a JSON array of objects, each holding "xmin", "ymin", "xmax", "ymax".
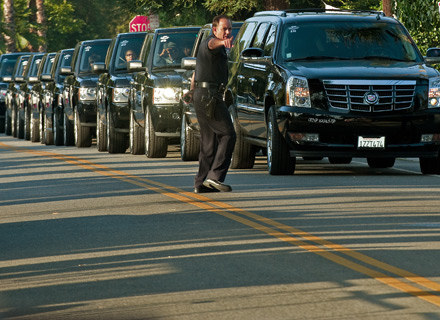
[
  {"xmin": 249, "ymin": 77, "xmax": 257, "ymax": 84},
  {"xmin": 237, "ymin": 75, "xmax": 245, "ymax": 81}
]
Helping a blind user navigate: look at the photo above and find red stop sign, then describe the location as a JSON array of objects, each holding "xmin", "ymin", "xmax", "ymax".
[{"xmin": 129, "ymin": 16, "xmax": 150, "ymax": 32}]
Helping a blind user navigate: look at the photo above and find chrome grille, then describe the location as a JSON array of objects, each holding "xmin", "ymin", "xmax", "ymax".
[{"xmin": 323, "ymin": 80, "xmax": 416, "ymax": 112}]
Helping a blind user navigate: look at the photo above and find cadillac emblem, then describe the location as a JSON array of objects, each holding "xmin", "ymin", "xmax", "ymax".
[{"xmin": 364, "ymin": 91, "xmax": 379, "ymax": 105}]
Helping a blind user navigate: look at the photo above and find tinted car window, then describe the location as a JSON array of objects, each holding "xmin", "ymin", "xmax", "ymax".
[
  {"xmin": 152, "ymin": 31, "xmax": 198, "ymax": 68},
  {"xmin": 115, "ymin": 37, "xmax": 145, "ymax": 70},
  {"xmin": 251, "ymin": 23, "xmax": 270, "ymax": 49},
  {"xmin": 280, "ymin": 21, "xmax": 421, "ymax": 62},
  {"xmin": 42, "ymin": 55, "xmax": 56, "ymax": 75},
  {"xmin": 0, "ymin": 58, "xmax": 18, "ymax": 76},
  {"xmin": 29, "ymin": 58, "xmax": 42, "ymax": 76},
  {"xmin": 264, "ymin": 24, "xmax": 277, "ymax": 56},
  {"xmin": 79, "ymin": 43, "xmax": 109, "ymax": 72},
  {"xmin": 231, "ymin": 21, "xmax": 258, "ymax": 61}
]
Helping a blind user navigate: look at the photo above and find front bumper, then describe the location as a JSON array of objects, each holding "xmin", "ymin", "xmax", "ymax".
[
  {"xmin": 278, "ymin": 106, "xmax": 440, "ymax": 158},
  {"xmin": 109, "ymin": 102, "xmax": 130, "ymax": 130},
  {"xmin": 151, "ymin": 103, "xmax": 182, "ymax": 136},
  {"xmin": 77, "ymin": 101, "xmax": 97, "ymax": 125}
]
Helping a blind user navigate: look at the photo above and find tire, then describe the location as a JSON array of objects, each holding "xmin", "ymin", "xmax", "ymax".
[
  {"xmin": 5, "ymin": 110, "xmax": 12, "ymax": 135},
  {"xmin": 96, "ymin": 108, "xmax": 107, "ymax": 152},
  {"xmin": 11, "ymin": 107, "xmax": 17, "ymax": 137},
  {"xmin": 267, "ymin": 106, "xmax": 295, "ymax": 175},
  {"xmin": 367, "ymin": 157, "xmax": 395, "ymax": 169},
  {"xmin": 39, "ymin": 108, "xmax": 45, "ymax": 144},
  {"xmin": 53, "ymin": 108, "xmax": 63, "ymax": 146},
  {"xmin": 129, "ymin": 111, "xmax": 144, "ymax": 155},
  {"xmin": 0, "ymin": 111, "xmax": 4, "ymax": 133},
  {"xmin": 63, "ymin": 112, "xmax": 74, "ymax": 146},
  {"xmin": 44, "ymin": 111, "xmax": 54, "ymax": 145},
  {"xmin": 24, "ymin": 107, "xmax": 30, "ymax": 140},
  {"xmin": 144, "ymin": 108, "xmax": 167, "ymax": 158},
  {"xmin": 230, "ymin": 106, "xmax": 255, "ymax": 169},
  {"xmin": 328, "ymin": 157, "xmax": 352, "ymax": 164},
  {"xmin": 74, "ymin": 108, "xmax": 91, "ymax": 147},
  {"xmin": 180, "ymin": 113, "xmax": 199, "ymax": 161},
  {"xmin": 420, "ymin": 156, "xmax": 440, "ymax": 174},
  {"xmin": 17, "ymin": 111, "xmax": 24, "ymax": 139},
  {"xmin": 30, "ymin": 112, "xmax": 40, "ymax": 142},
  {"xmin": 107, "ymin": 111, "xmax": 126, "ymax": 153}
]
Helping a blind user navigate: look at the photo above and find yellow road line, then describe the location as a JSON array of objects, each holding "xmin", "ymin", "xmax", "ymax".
[{"xmin": 1, "ymin": 142, "xmax": 439, "ymax": 307}]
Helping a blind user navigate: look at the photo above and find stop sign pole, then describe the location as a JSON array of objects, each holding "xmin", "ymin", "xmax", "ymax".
[{"xmin": 129, "ymin": 15, "xmax": 150, "ymax": 32}]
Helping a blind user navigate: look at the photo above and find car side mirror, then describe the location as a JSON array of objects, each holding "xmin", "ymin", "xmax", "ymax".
[
  {"xmin": 2, "ymin": 76, "xmax": 12, "ymax": 82},
  {"xmin": 128, "ymin": 60, "xmax": 145, "ymax": 72},
  {"xmin": 14, "ymin": 76, "xmax": 24, "ymax": 82},
  {"xmin": 241, "ymin": 47, "xmax": 265, "ymax": 58},
  {"xmin": 28, "ymin": 76, "xmax": 39, "ymax": 83},
  {"xmin": 41, "ymin": 74, "xmax": 52, "ymax": 81},
  {"xmin": 60, "ymin": 66, "xmax": 72, "ymax": 75},
  {"xmin": 92, "ymin": 62, "xmax": 106, "ymax": 73},
  {"xmin": 425, "ymin": 48, "xmax": 440, "ymax": 64},
  {"xmin": 181, "ymin": 57, "xmax": 196, "ymax": 70}
]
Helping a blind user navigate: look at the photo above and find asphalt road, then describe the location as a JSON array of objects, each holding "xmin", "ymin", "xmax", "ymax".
[{"xmin": 0, "ymin": 134, "xmax": 440, "ymax": 320}]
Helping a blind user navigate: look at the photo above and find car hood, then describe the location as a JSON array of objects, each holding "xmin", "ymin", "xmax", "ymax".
[
  {"xmin": 151, "ymin": 70, "xmax": 185, "ymax": 87},
  {"xmin": 77, "ymin": 75, "xmax": 99, "ymax": 87},
  {"xmin": 285, "ymin": 60, "xmax": 440, "ymax": 81}
]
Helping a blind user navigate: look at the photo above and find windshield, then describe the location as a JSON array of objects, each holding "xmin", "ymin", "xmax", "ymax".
[
  {"xmin": 280, "ymin": 21, "xmax": 420, "ymax": 63},
  {"xmin": 0, "ymin": 57, "xmax": 20, "ymax": 77},
  {"xmin": 41, "ymin": 54, "xmax": 56, "ymax": 75},
  {"xmin": 28, "ymin": 57, "xmax": 43, "ymax": 77},
  {"xmin": 152, "ymin": 31, "xmax": 199, "ymax": 68},
  {"xmin": 79, "ymin": 43, "xmax": 109, "ymax": 73},
  {"xmin": 114, "ymin": 37, "xmax": 145, "ymax": 71}
]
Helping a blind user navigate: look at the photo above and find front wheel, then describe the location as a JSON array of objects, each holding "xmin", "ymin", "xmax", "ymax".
[
  {"xmin": 5, "ymin": 110, "xmax": 12, "ymax": 135},
  {"xmin": 267, "ymin": 106, "xmax": 295, "ymax": 175},
  {"xmin": 129, "ymin": 111, "xmax": 144, "ymax": 155},
  {"xmin": 30, "ymin": 112, "xmax": 40, "ymax": 142},
  {"xmin": 96, "ymin": 108, "xmax": 107, "ymax": 152},
  {"xmin": 107, "ymin": 111, "xmax": 126, "ymax": 154},
  {"xmin": 74, "ymin": 108, "xmax": 91, "ymax": 147},
  {"xmin": 53, "ymin": 108, "xmax": 63, "ymax": 146},
  {"xmin": 44, "ymin": 111, "xmax": 54, "ymax": 145},
  {"xmin": 144, "ymin": 108, "xmax": 167, "ymax": 158},
  {"xmin": 180, "ymin": 113, "xmax": 199, "ymax": 161},
  {"xmin": 230, "ymin": 106, "xmax": 255, "ymax": 169}
]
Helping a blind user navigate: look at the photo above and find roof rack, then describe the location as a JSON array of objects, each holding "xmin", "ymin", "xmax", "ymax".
[{"xmin": 254, "ymin": 8, "xmax": 385, "ymax": 18}]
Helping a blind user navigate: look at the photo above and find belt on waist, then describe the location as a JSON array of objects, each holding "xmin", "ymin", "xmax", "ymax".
[{"xmin": 195, "ymin": 82, "xmax": 220, "ymax": 89}]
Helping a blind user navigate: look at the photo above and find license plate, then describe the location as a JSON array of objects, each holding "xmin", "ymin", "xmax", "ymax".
[{"xmin": 358, "ymin": 136, "xmax": 385, "ymax": 149}]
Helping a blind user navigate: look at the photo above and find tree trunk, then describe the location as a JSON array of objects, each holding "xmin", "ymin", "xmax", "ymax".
[
  {"xmin": 383, "ymin": 0, "xmax": 393, "ymax": 16},
  {"xmin": 27, "ymin": 0, "xmax": 37, "ymax": 51},
  {"xmin": 264, "ymin": 0, "xmax": 289, "ymax": 10},
  {"xmin": 36, "ymin": 0, "xmax": 46, "ymax": 52},
  {"xmin": 3, "ymin": 0, "xmax": 16, "ymax": 53}
]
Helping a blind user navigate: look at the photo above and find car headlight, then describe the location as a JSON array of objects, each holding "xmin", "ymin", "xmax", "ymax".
[
  {"xmin": 286, "ymin": 76, "xmax": 311, "ymax": 108},
  {"xmin": 112, "ymin": 87, "xmax": 129, "ymax": 103},
  {"xmin": 0, "ymin": 89, "xmax": 6, "ymax": 101},
  {"xmin": 78, "ymin": 87, "xmax": 96, "ymax": 101},
  {"xmin": 429, "ymin": 77, "xmax": 440, "ymax": 108},
  {"xmin": 153, "ymin": 87, "xmax": 180, "ymax": 105}
]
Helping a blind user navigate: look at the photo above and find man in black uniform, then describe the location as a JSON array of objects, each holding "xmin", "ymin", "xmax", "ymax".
[{"xmin": 187, "ymin": 15, "xmax": 236, "ymax": 193}]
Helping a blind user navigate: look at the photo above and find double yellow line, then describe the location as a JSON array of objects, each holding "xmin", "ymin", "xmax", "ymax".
[{"xmin": 1, "ymin": 141, "xmax": 440, "ymax": 307}]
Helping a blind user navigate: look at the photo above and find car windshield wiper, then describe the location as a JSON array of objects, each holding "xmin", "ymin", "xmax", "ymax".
[
  {"xmin": 354, "ymin": 56, "xmax": 411, "ymax": 62},
  {"xmin": 284, "ymin": 56, "xmax": 349, "ymax": 62}
]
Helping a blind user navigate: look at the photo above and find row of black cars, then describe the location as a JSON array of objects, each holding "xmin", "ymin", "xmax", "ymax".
[{"xmin": 2, "ymin": 9, "xmax": 440, "ymax": 175}]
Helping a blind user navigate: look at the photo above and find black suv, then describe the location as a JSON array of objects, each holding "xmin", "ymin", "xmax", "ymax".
[
  {"xmin": 0, "ymin": 53, "xmax": 24, "ymax": 133},
  {"xmin": 5, "ymin": 54, "xmax": 33, "ymax": 138},
  {"xmin": 63, "ymin": 39, "xmax": 111, "ymax": 147},
  {"xmin": 41, "ymin": 48, "xmax": 74, "ymax": 145},
  {"xmin": 128, "ymin": 26, "xmax": 199, "ymax": 157},
  {"xmin": 180, "ymin": 22, "xmax": 243, "ymax": 161},
  {"xmin": 95, "ymin": 31, "xmax": 146, "ymax": 153},
  {"xmin": 227, "ymin": 9, "xmax": 440, "ymax": 174}
]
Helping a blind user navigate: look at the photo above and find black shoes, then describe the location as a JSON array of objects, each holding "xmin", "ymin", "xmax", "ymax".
[
  {"xmin": 194, "ymin": 185, "xmax": 220, "ymax": 193},
  {"xmin": 202, "ymin": 179, "xmax": 232, "ymax": 192}
]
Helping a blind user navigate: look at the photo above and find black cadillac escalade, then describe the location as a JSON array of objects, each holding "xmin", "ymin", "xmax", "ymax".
[{"xmin": 227, "ymin": 9, "xmax": 440, "ymax": 174}]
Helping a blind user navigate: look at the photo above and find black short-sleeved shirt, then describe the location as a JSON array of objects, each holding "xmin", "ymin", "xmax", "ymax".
[{"xmin": 195, "ymin": 35, "xmax": 228, "ymax": 85}]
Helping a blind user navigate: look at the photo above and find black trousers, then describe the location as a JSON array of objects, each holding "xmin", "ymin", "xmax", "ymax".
[{"xmin": 193, "ymin": 87, "xmax": 236, "ymax": 188}]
